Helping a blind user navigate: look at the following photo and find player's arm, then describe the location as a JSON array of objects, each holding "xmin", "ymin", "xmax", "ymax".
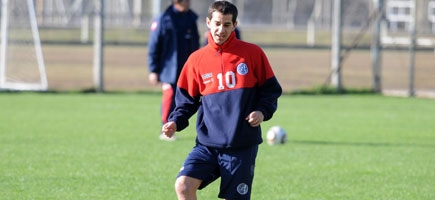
[
  {"xmin": 254, "ymin": 50, "xmax": 282, "ymax": 121},
  {"xmin": 256, "ymin": 76, "xmax": 282, "ymax": 121},
  {"xmin": 167, "ymin": 87, "xmax": 201, "ymax": 131},
  {"xmin": 147, "ymin": 18, "xmax": 163, "ymax": 80},
  {"xmin": 167, "ymin": 60, "xmax": 201, "ymax": 131},
  {"xmin": 162, "ymin": 121, "xmax": 177, "ymax": 138},
  {"xmin": 245, "ymin": 111, "xmax": 264, "ymax": 127}
]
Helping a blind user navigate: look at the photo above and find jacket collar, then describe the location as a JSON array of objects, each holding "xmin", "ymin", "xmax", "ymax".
[{"xmin": 207, "ymin": 31, "xmax": 236, "ymax": 51}]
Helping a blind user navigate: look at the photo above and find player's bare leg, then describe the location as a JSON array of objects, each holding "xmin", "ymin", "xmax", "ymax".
[{"xmin": 175, "ymin": 176, "xmax": 202, "ymax": 200}]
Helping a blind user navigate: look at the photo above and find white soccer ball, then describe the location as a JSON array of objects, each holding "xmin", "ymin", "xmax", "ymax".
[{"xmin": 266, "ymin": 126, "xmax": 287, "ymax": 145}]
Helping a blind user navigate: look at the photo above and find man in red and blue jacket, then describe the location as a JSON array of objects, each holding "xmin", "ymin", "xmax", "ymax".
[
  {"xmin": 148, "ymin": 0, "xmax": 200, "ymax": 140},
  {"xmin": 162, "ymin": 1, "xmax": 282, "ymax": 199}
]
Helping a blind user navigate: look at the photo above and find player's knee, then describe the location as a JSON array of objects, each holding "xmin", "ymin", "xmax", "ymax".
[
  {"xmin": 174, "ymin": 176, "xmax": 198, "ymax": 197},
  {"xmin": 175, "ymin": 177, "xmax": 189, "ymax": 195}
]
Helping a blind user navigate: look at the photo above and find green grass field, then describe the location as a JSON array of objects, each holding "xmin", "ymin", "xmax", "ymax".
[{"xmin": 1, "ymin": 93, "xmax": 434, "ymax": 199}]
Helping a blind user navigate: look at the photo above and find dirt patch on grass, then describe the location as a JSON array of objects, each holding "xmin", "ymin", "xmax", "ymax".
[{"xmin": 41, "ymin": 45, "xmax": 435, "ymax": 94}]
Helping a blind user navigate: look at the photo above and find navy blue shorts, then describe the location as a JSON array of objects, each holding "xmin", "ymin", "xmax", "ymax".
[{"xmin": 177, "ymin": 143, "xmax": 259, "ymax": 200}]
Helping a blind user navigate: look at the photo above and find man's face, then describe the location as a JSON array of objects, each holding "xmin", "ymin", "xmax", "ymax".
[
  {"xmin": 206, "ymin": 12, "xmax": 237, "ymax": 45},
  {"xmin": 177, "ymin": 0, "xmax": 190, "ymax": 12}
]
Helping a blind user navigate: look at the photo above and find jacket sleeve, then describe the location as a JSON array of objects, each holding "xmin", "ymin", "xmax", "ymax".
[
  {"xmin": 168, "ymin": 87, "xmax": 201, "ymax": 131},
  {"xmin": 256, "ymin": 76, "xmax": 282, "ymax": 121},
  {"xmin": 254, "ymin": 49, "xmax": 282, "ymax": 121},
  {"xmin": 147, "ymin": 18, "xmax": 162, "ymax": 73},
  {"xmin": 167, "ymin": 60, "xmax": 201, "ymax": 131}
]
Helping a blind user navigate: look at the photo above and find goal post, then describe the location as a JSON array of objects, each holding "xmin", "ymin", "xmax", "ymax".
[{"xmin": 0, "ymin": 0, "xmax": 48, "ymax": 91}]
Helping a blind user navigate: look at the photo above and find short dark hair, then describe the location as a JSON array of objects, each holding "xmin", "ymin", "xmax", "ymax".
[
  {"xmin": 208, "ymin": 1, "xmax": 238, "ymax": 24},
  {"xmin": 175, "ymin": 0, "xmax": 189, "ymax": 3}
]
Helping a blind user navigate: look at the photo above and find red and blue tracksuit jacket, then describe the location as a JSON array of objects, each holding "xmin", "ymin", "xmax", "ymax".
[{"xmin": 168, "ymin": 31, "xmax": 282, "ymax": 149}]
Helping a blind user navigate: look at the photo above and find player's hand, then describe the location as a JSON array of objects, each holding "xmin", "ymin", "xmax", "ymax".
[
  {"xmin": 162, "ymin": 121, "xmax": 177, "ymax": 138},
  {"xmin": 245, "ymin": 111, "xmax": 264, "ymax": 127},
  {"xmin": 148, "ymin": 73, "xmax": 159, "ymax": 85}
]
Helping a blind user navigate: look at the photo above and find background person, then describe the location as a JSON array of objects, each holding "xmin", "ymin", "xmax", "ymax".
[
  {"xmin": 147, "ymin": 0, "xmax": 200, "ymax": 141},
  {"xmin": 162, "ymin": 1, "xmax": 282, "ymax": 199}
]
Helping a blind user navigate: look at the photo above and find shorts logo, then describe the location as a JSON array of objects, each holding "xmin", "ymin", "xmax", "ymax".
[
  {"xmin": 237, "ymin": 183, "xmax": 249, "ymax": 195},
  {"xmin": 236, "ymin": 63, "xmax": 248, "ymax": 75}
]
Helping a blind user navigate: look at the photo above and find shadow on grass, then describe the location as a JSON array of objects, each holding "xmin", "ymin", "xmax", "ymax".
[
  {"xmin": 0, "ymin": 87, "xmax": 162, "ymax": 95},
  {"xmin": 1, "ymin": 85, "xmax": 377, "ymax": 96},
  {"xmin": 288, "ymin": 85, "xmax": 376, "ymax": 95}
]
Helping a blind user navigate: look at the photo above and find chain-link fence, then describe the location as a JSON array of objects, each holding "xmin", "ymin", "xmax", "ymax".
[
  {"xmin": 1, "ymin": 0, "xmax": 434, "ymax": 95},
  {"xmin": 3, "ymin": 0, "xmax": 433, "ymax": 43}
]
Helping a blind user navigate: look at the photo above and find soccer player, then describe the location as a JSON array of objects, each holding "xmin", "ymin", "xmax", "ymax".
[
  {"xmin": 162, "ymin": 1, "xmax": 282, "ymax": 199},
  {"xmin": 147, "ymin": 0, "xmax": 200, "ymax": 141}
]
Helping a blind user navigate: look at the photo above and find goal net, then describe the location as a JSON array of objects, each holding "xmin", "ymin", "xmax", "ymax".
[{"xmin": 0, "ymin": 0, "xmax": 48, "ymax": 91}]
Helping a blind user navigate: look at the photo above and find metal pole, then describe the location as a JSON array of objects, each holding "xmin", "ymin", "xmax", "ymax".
[
  {"xmin": 371, "ymin": 0, "xmax": 383, "ymax": 93},
  {"xmin": 93, "ymin": 0, "xmax": 104, "ymax": 92},
  {"xmin": 73, "ymin": 0, "xmax": 90, "ymax": 43},
  {"xmin": 307, "ymin": 0, "xmax": 322, "ymax": 46},
  {"xmin": 331, "ymin": 0, "xmax": 342, "ymax": 92},
  {"xmin": 80, "ymin": 14, "xmax": 89, "ymax": 43},
  {"xmin": 0, "ymin": 0, "xmax": 9, "ymax": 88},
  {"xmin": 133, "ymin": 0, "xmax": 142, "ymax": 27},
  {"xmin": 152, "ymin": 0, "xmax": 160, "ymax": 18},
  {"xmin": 408, "ymin": 0, "xmax": 416, "ymax": 97}
]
